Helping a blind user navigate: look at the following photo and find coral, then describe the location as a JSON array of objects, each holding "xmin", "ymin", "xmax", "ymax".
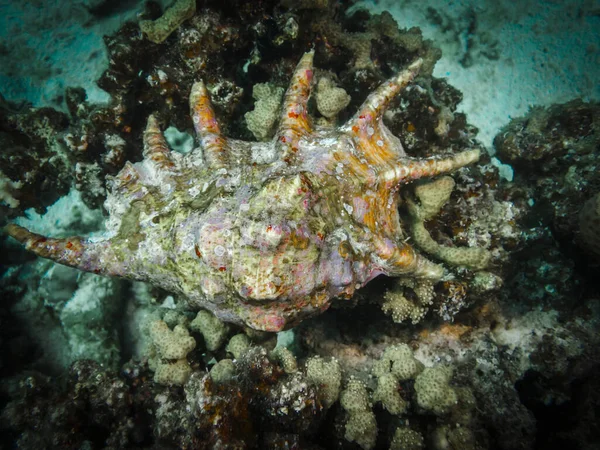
[
  {"xmin": 58, "ymin": 272, "xmax": 123, "ymax": 368},
  {"xmin": 6, "ymin": 51, "xmax": 481, "ymax": 332},
  {"xmin": 495, "ymin": 100, "xmax": 599, "ymax": 167},
  {"xmin": 1, "ymin": 361, "xmax": 134, "ymax": 449},
  {"xmin": 226, "ymin": 333, "xmax": 252, "ymax": 359},
  {"xmin": 209, "ymin": 358, "xmax": 236, "ymax": 384},
  {"xmin": 154, "ymin": 358, "xmax": 194, "ymax": 386},
  {"xmin": 381, "ymin": 279, "xmax": 435, "ymax": 324},
  {"xmin": 4, "ymin": 2, "xmax": 600, "ymax": 449},
  {"xmin": 181, "ymin": 371, "xmax": 255, "ymax": 448},
  {"xmin": 0, "ymin": 105, "xmax": 73, "ymax": 213},
  {"xmin": 271, "ymin": 345, "xmax": 298, "ymax": 374},
  {"xmin": 470, "ymin": 271, "xmax": 503, "ymax": 294},
  {"xmin": 434, "ymin": 106, "xmax": 455, "ymax": 138},
  {"xmin": 139, "ymin": 0, "xmax": 196, "ymax": 44},
  {"xmin": 490, "ymin": 99, "xmax": 599, "ymax": 311},
  {"xmin": 340, "ymin": 378, "xmax": 378, "ymax": 450},
  {"xmin": 239, "ymin": 346, "xmax": 322, "ymax": 433},
  {"xmin": 316, "ymin": 77, "xmax": 351, "ymax": 119},
  {"xmin": 161, "ymin": 309, "xmax": 188, "ymax": 328},
  {"xmin": 372, "ymin": 344, "xmax": 421, "ymax": 414},
  {"xmin": 344, "ymin": 412, "xmax": 378, "ymax": 450},
  {"xmin": 412, "ymin": 176, "xmax": 457, "ymax": 221},
  {"xmin": 390, "ymin": 426, "xmax": 425, "ymax": 450},
  {"xmin": 245, "ymin": 83, "xmax": 284, "ymax": 141},
  {"xmin": 149, "ymin": 320, "xmax": 195, "ymax": 359},
  {"xmin": 381, "ymin": 289, "xmax": 428, "ymax": 324},
  {"xmin": 431, "ymin": 425, "xmax": 478, "ymax": 450},
  {"xmin": 414, "ymin": 366, "xmax": 457, "ymax": 415},
  {"xmin": 312, "ymin": 10, "xmax": 440, "ymax": 75},
  {"xmin": 407, "ymin": 176, "xmax": 491, "ymax": 270},
  {"xmin": 190, "ymin": 309, "xmax": 230, "ymax": 351},
  {"xmin": 494, "ymin": 99, "xmax": 599, "ymax": 243},
  {"xmin": 372, "ymin": 344, "xmax": 424, "ymax": 381},
  {"xmin": 0, "ymin": 81, "xmax": 157, "ymax": 213},
  {"xmin": 0, "ymin": 170, "xmax": 22, "ymax": 208},
  {"xmin": 305, "ymin": 356, "xmax": 342, "ymax": 408},
  {"xmin": 373, "ymin": 372, "xmax": 407, "ymax": 415},
  {"xmin": 263, "ymin": 370, "xmax": 321, "ymax": 432},
  {"xmin": 148, "ymin": 320, "xmax": 196, "ymax": 385},
  {"xmin": 449, "ymin": 387, "xmax": 477, "ymax": 427}
]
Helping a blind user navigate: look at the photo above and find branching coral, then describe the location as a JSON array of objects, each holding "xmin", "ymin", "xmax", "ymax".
[
  {"xmin": 139, "ymin": 0, "xmax": 196, "ymax": 44},
  {"xmin": 190, "ymin": 309, "xmax": 230, "ymax": 352},
  {"xmin": 340, "ymin": 378, "xmax": 378, "ymax": 450},
  {"xmin": 381, "ymin": 278, "xmax": 435, "ymax": 324},
  {"xmin": 407, "ymin": 176, "xmax": 491, "ymax": 270},
  {"xmin": 316, "ymin": 77, "xmax": 351, "ymax": 119},
  {"xmin": 244, "ymin": 83, "xmax": 284, "ymax": 140},
  {"xmin": 414, "ymin": 366, "xmax": 457, "ymax": 415},
  {"xmin": 148, "ymin": 320, "xmax": 196, "ymax": 385}
]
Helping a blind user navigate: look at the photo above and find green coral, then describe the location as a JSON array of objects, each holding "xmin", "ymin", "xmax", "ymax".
[
  {"xmin": 340, "ymin": 378, "xmax": 378, "ymax": 450},
  {"xmin": 373, "ymin": 373, "xmax": 407, "ymax": 415},
  {"xmin": 271, "ymin": 346, "xmax": 298, "ymax": 374},
  {"xmin": 381, "ymin": 279, "xmax": 434, "ymax": 324},
  {"xmin": 305, "ymin": 356, "xmax": 342, "ymax": 408},
  {"xmin": 190, "ymin": 309, "xmax": 230, "ymax": 352},
  {"xmin": 414, "ymin": 366, "xmax": 457, "ymax": 415},
  {"xmin": 139, "ymin": 0, "xmax": 196, "ymax": 44},
  {"xmin": 316, "ymin": 77, "xmax": 351, "ymax": 119},
  {"xmin": 226, "ymin": 333, "xmax": 252, "ymax": 359},
  {"xmin": 390, "ymin": 426, "xmax": 424, "ymax": 450},
  {"xmin": 372, "ymin": 344, "xmax": 424, "ymax": 381},
  {"xmin": 244, "ymin": 83, "xmax": 284, "ymax": 141},
  {"xmin": 210, "ymin": 359, "xmax": 236, "ymax": 384},
  {"xmin": 148, "ymin": 320, "xmax": 196, "ymax": 385},
  {"xmin": 150, "ymin": 320, "xmax": 195, "ymax": 360},
  {"xmin": 372, "ymin": 344, "xmax": 422, "ymax": 415},
  {"xmin": 407, "ymin": 176, "xmax": 491, "ymax": 270}
]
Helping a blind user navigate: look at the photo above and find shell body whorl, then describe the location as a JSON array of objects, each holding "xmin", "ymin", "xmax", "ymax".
[{"xmin": 6, "ymin": 52, "xmax": 480, "ymax": 331}]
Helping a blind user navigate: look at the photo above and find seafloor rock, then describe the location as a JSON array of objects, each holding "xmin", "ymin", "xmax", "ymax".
[{"xmin": 493, "ymin": 100, "xmax": 600, "ymax": 308}]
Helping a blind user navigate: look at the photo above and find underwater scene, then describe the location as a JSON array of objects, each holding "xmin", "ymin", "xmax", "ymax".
[{"xmin": 0, "ymin": 0, "xmax": 599, "ymax": 448}]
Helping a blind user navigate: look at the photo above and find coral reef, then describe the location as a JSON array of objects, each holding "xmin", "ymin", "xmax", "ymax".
[
  {"xmin": 494, "ymin": 99, "xmax": 600, "ymax": 307},
  {"xmin": 407, "ymin": 176, "xmax": 491, "ymax": 270},
  {"xmin": 390, "ymin": 427, "xmax": 424, "ymax": 450},
  {"xmin": 305, "ymin": 356, "xmax": 342, "ymax": 408},
  {"xmin": 1, "ymin": 1, "xmax": 599, "ymax": 449}
]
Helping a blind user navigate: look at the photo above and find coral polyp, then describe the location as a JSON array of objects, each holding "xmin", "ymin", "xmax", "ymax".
[{"xmin": 5, "ymin": 51, "xmax": 480, "ymax": 331}]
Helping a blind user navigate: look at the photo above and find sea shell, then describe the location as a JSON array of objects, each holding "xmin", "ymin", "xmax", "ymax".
[{"xmin": 6, "ymin": 51, "xmax": 480, "ymax": 331}]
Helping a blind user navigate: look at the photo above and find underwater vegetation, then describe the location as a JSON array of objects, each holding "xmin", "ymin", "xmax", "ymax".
[{"xmin": 0, "ymin": 0, "xmax": 599, "ymax": 449}]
